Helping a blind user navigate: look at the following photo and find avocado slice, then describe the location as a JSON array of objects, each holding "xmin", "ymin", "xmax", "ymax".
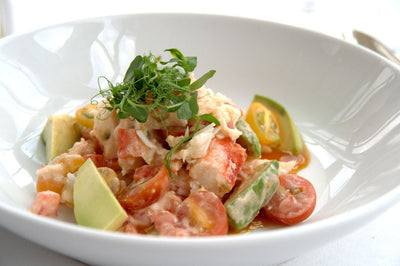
[
  {"xmin": 252, "ymin": 95, "xmax": 304, "ymax": 155},
  {"xmin": 41, "ymin": 114, "xmax": 82, "ymax": 163},
  {"xmin": 224, "ymin": 160, "xmax": 279, "ymax": 230},
  {"xmin": 73, "ymin": 159, "xmax": 128, "ymax": 231},
  {"xmin": 235, "ymin": 119, "xmax": 261, "ymax": 158}
]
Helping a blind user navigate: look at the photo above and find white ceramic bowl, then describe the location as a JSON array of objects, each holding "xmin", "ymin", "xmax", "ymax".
[{"xmin": 0, "ymin": 13, "xmax": 399, "ymax": 265}]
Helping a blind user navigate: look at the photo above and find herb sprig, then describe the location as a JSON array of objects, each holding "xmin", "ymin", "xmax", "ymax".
[{"xmin": 95, "ymin": 48, "xmax": 219, "ymax": 176}]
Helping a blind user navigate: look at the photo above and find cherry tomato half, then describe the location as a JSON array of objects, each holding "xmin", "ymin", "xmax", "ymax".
[
  {"xmin": 176, "ymin": 191, "xmax": 228, "ymax": 236},
  {"xmin": 264, "ymin": 174, "xmax": 316, "ymax": 225},
  {"xmin": 133, "ymin": 164, "xmax": 159, "ymax": 183},
  {"xmin": 83, "ymin": 154, "xmax": 120, "ymax": 171},
  {"xmin": 118, "ymin": 165, "xmax": 170, "ymax": 212},
  {"xmin": 246, "ymin": 102, "xmax": 280, "ymax": 145}
]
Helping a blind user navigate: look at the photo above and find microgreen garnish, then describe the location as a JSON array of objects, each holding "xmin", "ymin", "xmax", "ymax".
[{"xmin": 94, "ymin": 49, "xmax": 219, "ymax": 177}]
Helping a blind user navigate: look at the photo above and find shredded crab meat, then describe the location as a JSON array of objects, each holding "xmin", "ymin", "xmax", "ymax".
[
  {"xmin": 33, "ymin": 75, "xmax": 310, "ymax": 237},
  {"xmin": 197, "ymin": 88, "xmax": 242, "ymax": 140},
  {"xmin": 167, "ymin": 123, "xmax": 220, "ymax": 163}
]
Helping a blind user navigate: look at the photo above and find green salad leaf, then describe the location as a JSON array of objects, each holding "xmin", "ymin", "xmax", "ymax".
[{"xmin": 94, "ymin": 49, "xmax": 219, "ymax": 177}]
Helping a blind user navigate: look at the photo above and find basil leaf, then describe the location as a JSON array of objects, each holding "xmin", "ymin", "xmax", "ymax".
[
  {"xmin": 124, "ymin": 55, "xmax": 143, "ymax": 82},
  {"xmin": 189, "ymin": 70, "xmax": 216, "ymax": 91},
  {"xmin": 133, "ymin": 68, "xmax": 144, "ymax": 79},
  {"xmin": 166, "ymin": 102, "xmax": 184, "ymax": 112},
  {"xmin": 176, "ymin": 92, "xmax": 197, "ymax": 119},
  {"xmin": 185, "ymin": 56, "xmax": 197, "ymax": 72},
  {"xmin": 165, "ymin": 48, "xmax": 185, "ymax": 62},
  {"xmin": 188, "ymin": 91, "xmax": 199, "ymax": 115},
  {"xmin": 116, "ymin": 111, "xmax": 130, "ymax": 120},
  {"xmin": 165, "ymin": 48, "xmax": 196, "ymax": 73},
  {"xmin": 127, "ymin": 105, "xmax": 148, "ymax": 123},
  {"xmin": 199, "ymin": 114, "xmax": 220, "ymax": 125},
  {"xmin": 177, "ymin": 101, "xmax": 193, "ymax": 120},
  {"xmin": 160, "ymin": 58, "xmax": 177, "ymax": 66},
  {"xmin": 177, "ymin": 77, "xmax": 191, "ymax": 87}
]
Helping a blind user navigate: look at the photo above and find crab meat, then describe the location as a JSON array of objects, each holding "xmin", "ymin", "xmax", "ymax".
[
  {"xmin": 188, "ymin": 137, "xmax": 247, "ymax": 197},
  {"xmin": 117, "ymin": 128, "xmax": 154, "ymax": 174},
  {"xmin": 30, "ymin": 190, "xmax": 61, "ymax": 217},
  {"xmin": 91, "ymin": 106, "xmax": 118, "ymax": 159}
]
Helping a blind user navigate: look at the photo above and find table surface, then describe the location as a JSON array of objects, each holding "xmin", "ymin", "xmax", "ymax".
[{"xmin": 1, "ymin": 1, "xmax": 400, "ymax": 265}]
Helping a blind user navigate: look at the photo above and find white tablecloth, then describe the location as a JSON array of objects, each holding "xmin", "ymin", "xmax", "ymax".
[{"xmin": 1, "ymin": 1, "xmax": 399, "ymax": 265}]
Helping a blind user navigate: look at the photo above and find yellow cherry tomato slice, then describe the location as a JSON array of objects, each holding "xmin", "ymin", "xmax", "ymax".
[
  {"xmin": 75, "ymin": 104, "xmax": 98, "ymax": 128},
  {"xmin": 245, "ymin": 102, "xmax": 280, "ymax": 145}
]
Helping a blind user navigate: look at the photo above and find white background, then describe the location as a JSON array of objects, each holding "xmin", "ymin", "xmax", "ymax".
[{"xmin": 1, "ymin": 0, "xmax": 400, "ymax": 265}]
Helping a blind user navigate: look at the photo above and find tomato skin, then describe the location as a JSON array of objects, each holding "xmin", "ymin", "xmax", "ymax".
[
  {"xmin": 75, "ymin": 104, "xmax": 98, "ymax": 128},
  {"xmin": 83, "ymin": 154, "xmax": 120, "ymax": 171},
  {"xmin": 117, "ymin": 128, "xmax": 150, "ymax": 159},
  {"xmin": 176, "ymin": 191, "xmax": 228, "ymax": 236},
  {"xmin": 118, "ymin": 165, "xmax": 170, "ymax": 212},
  {"xmin": 264, "ymin": 174, "xmax": 316, "ymax": 225},
  {"xmin": 153, "ymin": 210, "xmax": 191, "ymax": 237},
  {"xmin": 133, "ymin": 164, "xmax": 159, "ymax": 183}
]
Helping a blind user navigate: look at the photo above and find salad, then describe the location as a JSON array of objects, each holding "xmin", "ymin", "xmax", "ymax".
[{"xmin": 30, "ymin": 49, "xmax": 316, "ymax": 236}]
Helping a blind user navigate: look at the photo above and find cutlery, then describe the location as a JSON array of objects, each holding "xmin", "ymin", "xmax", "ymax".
[{"xmin": 353, "ymin": 30, "xmax": 400, "ymax": 66}]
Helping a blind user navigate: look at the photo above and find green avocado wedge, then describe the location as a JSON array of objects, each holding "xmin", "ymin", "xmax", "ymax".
[
  {"xmin": 41, "ymin": 114, "xmax": 82, "ymax": 163},
  {"xmin": 235, "ymin": 119, "xmax": 261, "ymax": 158},
  {"xmin": 252, "ymin": 95, "xmax": 304, "ymax": 155},
  {"xmin": 73, "ymin": 159, "xmax": 128, "ymax": 231},
  {"xmin": 224, "ymin": 160, "xmax": 279, "ymax": 231}
]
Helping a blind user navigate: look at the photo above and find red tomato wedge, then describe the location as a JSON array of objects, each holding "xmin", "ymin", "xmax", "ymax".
[
  {"xmin": 176, "ymin": 191, "xmax": 228, "ymax": 236},
  {"xmin": 264, "ymin": 174, "xmax": 316, "ymax": 225},
  {"xmin": 83, "ymin": 154, "xmax": 120, "ymax": 171},
  {"xmin": 117, "ymin": 128, "xmax": 150, "ymax": 159},
  {"xmin": 133, "ymin": 164, "xmax": 159, "ymax": 183},
  {"xmin": 118, "ymin": 165, "xmax": 170, "ymax": 212}
]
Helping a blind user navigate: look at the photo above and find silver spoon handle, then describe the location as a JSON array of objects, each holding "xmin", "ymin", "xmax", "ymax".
[{"xmin": 353, "ymin": 30, "xmax": 400, "ymax": 66}]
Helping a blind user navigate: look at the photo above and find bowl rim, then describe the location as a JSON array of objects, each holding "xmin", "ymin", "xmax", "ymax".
[
  {"xmin": 3, "ymin": 11, "xmax": 400, "ymax": 71},
  {"xmin": 1, "ymin": 183, "xmax": 399, "ymax": 245}
]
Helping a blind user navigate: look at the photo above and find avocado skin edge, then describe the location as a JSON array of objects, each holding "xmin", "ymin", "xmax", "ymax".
[
  {"xmin": 224, "ymin": 160, "xmax": 279, "ymax": 231},
  {"xmin": 41, "ymin": 114, "xmax": 82, "ymax": 163},
  {"xmin": 253, "ymin": 94, "xmax": 304, "ymax": 155},
  {"xmin": 235, "ymin": 118, "xmax": 262, "ymax": 158}
]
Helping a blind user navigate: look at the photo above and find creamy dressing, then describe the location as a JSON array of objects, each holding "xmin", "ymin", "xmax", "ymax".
[{"xmin": 35, "ymin": 80, "xmax": 311, "ymax": 236}]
